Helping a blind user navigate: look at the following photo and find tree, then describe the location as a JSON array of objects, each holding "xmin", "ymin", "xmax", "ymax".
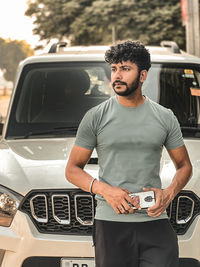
[
  {"xmin": 0, "ymin": 38, "xmax": 34, "ymax": 82},
  {"xmin": 25, "ymin": 0, "xmax": 92, "ymax": 43},
  {"xmin": 25, "ymin": 0, "xmax": 185, "ymax": 49}
]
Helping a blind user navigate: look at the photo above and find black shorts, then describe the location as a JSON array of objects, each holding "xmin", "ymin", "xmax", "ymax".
[{"xmin": 93, "ymin": 219, "xmax": 179, "ymax": 267}]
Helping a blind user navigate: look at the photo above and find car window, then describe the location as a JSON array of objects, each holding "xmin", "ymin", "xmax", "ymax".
[
  {"xmin": 143, "ymin": 64, "xmax": 200, "ymax": 138},
  {"xmin": 16, "ymin": 64, "xmax": 112, "ymax": 124}
]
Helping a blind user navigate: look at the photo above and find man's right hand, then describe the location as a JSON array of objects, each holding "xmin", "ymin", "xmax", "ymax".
[{"xmin": 95, "ymin": 182, "xmax": 141, "ymax": 214}]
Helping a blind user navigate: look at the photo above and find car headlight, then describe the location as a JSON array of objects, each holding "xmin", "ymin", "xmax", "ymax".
[{"xmin": 0, "ymin": 185, "xmax": 23, "ymax": 227}]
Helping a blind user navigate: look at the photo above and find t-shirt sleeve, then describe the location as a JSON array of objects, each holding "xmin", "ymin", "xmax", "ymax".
[
  {"xmin": 75, "ymin": 108, "xmax": 97, "ymax": 150},
  {"xmin": 164, "ymin": 110, "xmax": 184, "ymax": 150}
]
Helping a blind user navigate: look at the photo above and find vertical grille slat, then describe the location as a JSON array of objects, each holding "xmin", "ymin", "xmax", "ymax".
[
  {"xmin": 75, "ymin": 194, "xmax": 94, "ymax": 226},
  {"xmin": 30, "ymin": 194, "xmax": 48, "ymax": 223},
  {"xmin": 166, "ymin": 190, "xmax": 200, "ymax": 235},
  {"xmin": 52, "ymin": 194, "xmax": 70, "ymax": 225}
]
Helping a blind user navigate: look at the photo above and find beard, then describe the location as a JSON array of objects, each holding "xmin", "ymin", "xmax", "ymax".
[{"xmin": 112, "ymin": 74, "xmax": 140, "ymax": 96}]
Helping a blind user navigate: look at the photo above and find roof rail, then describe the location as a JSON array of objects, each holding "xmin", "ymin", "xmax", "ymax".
[
  {"xmin": 160, "ymin": 41, "xmax": 181, "ymax": 54},
  {"xmin": 48, "ymin": 42, "xmax": 68, "ymax": 53}
]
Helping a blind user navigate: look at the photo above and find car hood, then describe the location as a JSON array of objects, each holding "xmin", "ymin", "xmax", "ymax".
[
  {"xmin": 0, "ymin": 138, "xmax": 199, "ymax": 196},
  {"xmin": 0, "ymin": 138, "xmax": 98, "ymax": 196}
]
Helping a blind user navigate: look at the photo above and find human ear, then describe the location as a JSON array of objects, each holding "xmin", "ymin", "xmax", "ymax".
[{"xmin": 140, "ymin": 70, "xmax": 148, "ymax": 83}]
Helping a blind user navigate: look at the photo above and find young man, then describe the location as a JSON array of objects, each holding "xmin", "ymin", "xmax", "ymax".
[{"xmin": 65, "ymin": 40, "xmax": 192, "ymax": 267}]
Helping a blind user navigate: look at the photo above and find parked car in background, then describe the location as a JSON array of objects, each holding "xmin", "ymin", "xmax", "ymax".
[{"xmin": 0, "ymin": 41, "xmax": 200, "ymax": 267}]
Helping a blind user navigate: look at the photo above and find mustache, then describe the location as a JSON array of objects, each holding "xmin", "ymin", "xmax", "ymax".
[{"xmin": 112, "ymin": 80, "xmax": 127, "ymax": 87}]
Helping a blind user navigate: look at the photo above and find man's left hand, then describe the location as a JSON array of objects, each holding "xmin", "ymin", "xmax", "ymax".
[{"xmin": 142, "ymin": 187, "xmax": 172, "ymax": 217}]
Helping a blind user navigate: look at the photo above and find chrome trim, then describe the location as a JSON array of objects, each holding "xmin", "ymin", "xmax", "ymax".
[
  {"xmin": 168, "ymin": 201, "xmax": 172, "ymax": 220},
  {"xmin": 51, "ymin": 194, "xmax": 70, "ymax": 225},
  {"xmin": 30, "ymin": 194, "xmax": 48, "ymax": 223},
  {"xmin": 176, "ymin": 196, "xmax": 195, "ymax": 224},
  {"xmin": 75, "ymin": 194, "xmax": 94, "ymax": 225}
]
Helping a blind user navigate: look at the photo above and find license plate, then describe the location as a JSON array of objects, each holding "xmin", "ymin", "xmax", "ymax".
[{"xmin": 61, "ymin": 258, "xmax": 95, "ymax": 267}]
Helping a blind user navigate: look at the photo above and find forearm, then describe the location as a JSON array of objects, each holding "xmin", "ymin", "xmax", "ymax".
[
  {"xmin": 66, "ymin": 163, "xmax": 110, "ymax": 195},
  {"xmin": 165, "ymin": 162, "xmax": 192, "ymax": 201},
  {"xmin": 165, "ymin": 145, "xmax": 193, "ymax": 201}
]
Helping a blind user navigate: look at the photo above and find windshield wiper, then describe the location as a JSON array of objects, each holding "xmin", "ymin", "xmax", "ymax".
[
  {"xmin": 181, "ymin": 126, "xmax": 200, "ymax": 137},
  {"xmin": 181, "ymin": 126, "xmax": 200, "ymax": 131},
  {"xmin": 23, "ymin": 126, "xmax": 78, "ymax": 139}
]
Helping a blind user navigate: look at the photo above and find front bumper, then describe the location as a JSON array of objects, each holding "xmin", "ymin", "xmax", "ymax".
[
  {"xmin": 0, "ymin": 211, "xmax": 94, "ymax": 267},
  {"xmin": 1, "ymin": 210, "xmax": 200, "ymax": 267}
]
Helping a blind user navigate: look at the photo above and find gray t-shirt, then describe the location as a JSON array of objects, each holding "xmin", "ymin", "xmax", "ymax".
[{"xmin": 75, "ymin": 96, "xmax": 184, "ymax": 222}]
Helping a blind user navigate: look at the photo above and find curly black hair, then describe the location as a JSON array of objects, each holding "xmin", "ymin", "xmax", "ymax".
[{"xmin": 105, "ymin": 40, "xmax": 151, "ymax": 72}]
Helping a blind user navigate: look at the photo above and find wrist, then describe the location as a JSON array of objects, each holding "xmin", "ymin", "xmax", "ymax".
[
  {"xmin": 92, "ymin": 180, "xmax": 111, "ymax": 196},
  {"xmin": 164, "ymin": 186, "xmax": 176, "ymax": 201},
  {"xmin": 89, "ymin": 178, "xmax": 97, "ymax": 194}
]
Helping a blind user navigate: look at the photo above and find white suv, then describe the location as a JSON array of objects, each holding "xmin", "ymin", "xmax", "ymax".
[{"xmin": 0, "ymin": 42, "xmax": 200, "ymax": 267}]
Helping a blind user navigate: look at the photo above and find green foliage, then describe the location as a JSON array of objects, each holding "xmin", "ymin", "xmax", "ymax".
[
  {"xmin": 25, "ymin": 0, "xmax": 185, "ymax": 48},
  {"xmin": 0, "ymin": 38, "xmax": 34, "ymax": 82},
  {"xmin": 26, "ymin": 0, "xmax": 92, "ymax": 41}
]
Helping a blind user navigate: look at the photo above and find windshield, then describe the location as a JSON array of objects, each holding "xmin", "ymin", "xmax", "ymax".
[
  {"xmin": 6, "ymin": 62, "xmax": 200, "ymax": 139},
  {"xmin": 6, "ymin": 62, "xmax": 112, "ymax": 138}
]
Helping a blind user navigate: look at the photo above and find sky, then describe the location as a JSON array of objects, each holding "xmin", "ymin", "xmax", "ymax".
[{"xmin": 0, "ymin": 0, "xmax": 39, "ymax": 48}]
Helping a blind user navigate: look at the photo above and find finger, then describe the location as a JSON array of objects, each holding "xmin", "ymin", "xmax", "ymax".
[
  {"xmin": 129, "ymin": 196, "xmax": 141, "ymax": 210},
  {"xmin": 115, "ymin": 207, "xmax": 121, "ymax": 214},
  {"xmin": 147, "ymin": 208, "xmax": 160, "ymax": 215},
  {"xmin": 117, "ymin": 205, "xmax": 128, "ymax": 214},
  {"xmin": 132, "ymin": 196, "xmax": 141, "ymax": 209},
  {"xmin": 143, "ymin": 187, "xmax": 153, "ymax": 192},
  {"xmin": 147, "ymin": 200, "xmax": 160, "ymax": 212},
  {"xmin": 121, "ymin": 200, "xmax": 135, "ymax": 214},
  {"xmin": 113, "ymin": 205, "xmax": 122, "ymax": 214},
  {"xmin": 147, "ymin": 210, "xmax": 163, "ymax": 217},
  {"xmin": 125, "ymin": 195, "xmax": 141, "ymax": 210},
  {"xmin": 128, "ymin": 207, "xmax": 135, "ymax": 214},
  {"xmin": 147, "ymin": 201, "xmax": 161, "ymax": 213}
]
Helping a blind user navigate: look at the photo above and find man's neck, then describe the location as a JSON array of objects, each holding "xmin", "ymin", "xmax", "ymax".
[{"xmin": 116, "ymin": 91, "xmax": 146, "ymax": 108}]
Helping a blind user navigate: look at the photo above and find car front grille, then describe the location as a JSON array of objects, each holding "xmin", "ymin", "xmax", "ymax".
[
  {"xmin": 19, "ymin": 189, "xmax": 200, "ymax": 235},
  {"xmin": 20, "ymin": 189, "xmax": 95, "ymax": 235}
]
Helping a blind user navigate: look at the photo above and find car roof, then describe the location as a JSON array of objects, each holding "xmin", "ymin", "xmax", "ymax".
[{"xmin": 20, "ymin": 45, "xmax": 200, "ymax": 66}]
